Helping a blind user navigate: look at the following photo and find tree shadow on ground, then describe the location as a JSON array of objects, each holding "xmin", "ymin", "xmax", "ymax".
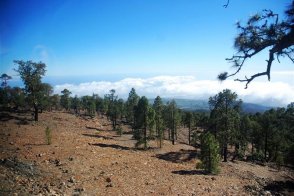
[
  {"xmin": 80, "ymin": 115, "xmax": 95, "ymax": 121},
  {"xmin": 0, "ymin": 112, "xmax": 32, "ymax": 124},
  {"xmin": 172, "ymin": 170, "xmax": 207, "ymax": 175},
  {"xmin": 263, "ymin": 180, "xmax": 294, "ymax": 194},
  {"xmin": 85, "ymin": 126, "xmax": 106, "ymax": 131},
  {"xmin": 0, "ymin": 157, "xmax": 40, "ymax": 177},
  {"xmin": 155, "ymin": 149, "xmax": 198, "ymax": 163},
  {"xmin": 91, "ymin": 143, "xmax": 132, "ymax": 151},
  {"xmin": 123, "ymin": 130, "xmax": 133, "ymax": 134},
  {"xmin": 23, "ymin": 143, "xmax": 47, "ymax": 146},
  {"xmin": 82, "ymin": 133, "xmax": 113, "ymax": 140}
]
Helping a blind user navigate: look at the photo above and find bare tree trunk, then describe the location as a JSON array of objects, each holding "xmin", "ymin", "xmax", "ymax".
[
  {"xmin": 223, "ymin": 144, "xmax": 228, "ymax": 162},
  {"xmin": 144, "ymin": 126, "xmax": 147, "ymax": 149},
  {"xmin": 34, "ymin": 104, "xmax": 38, "ymax": 121},
  {"xmin": 188, "ymin": 125, "xmax": 191, "ymax": 145},
  {"xmin": 231, "ymin": 143, "xmax": 239, "ymax": 162},
  {"xmin": 264, "ymin": 129, "xmax": 268, "ymax": 161}
]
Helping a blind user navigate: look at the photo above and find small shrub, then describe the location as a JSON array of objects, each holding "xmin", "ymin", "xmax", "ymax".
[
  {"xmin": 275, "ymin": 152, "xmax": 284, "ymax": 169},
  {"xmin": 45, "ymin": 126, "xmax": 52, "ymax": 145},
  {"xmin": 133, "ymin": 129, "xmax": 142, "ymax": 140},
  {"xmin": 135, "ymin": 138, "xmax": 145, "ymax": 148},
  {"xmin": 196, "ymin": 161, "xmax": 203, "ymax": 169},
  {"xmin": 191, "ymin": 131, "xmax": 198, "ymax": 147},
  {"xmin": 235, "ymin": 146, "xmax": 246, "ymax": 161},
  {"xmin": 116, "ymin": 125, "xmax": 123, "ymax": 136},
  {"xmin": 248, "ymin": 152, "xmax": 265, "ymax": 162}
]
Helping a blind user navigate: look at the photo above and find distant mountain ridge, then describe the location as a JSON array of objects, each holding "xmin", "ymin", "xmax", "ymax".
[{"xmin": 149, "ymin": 98, "xmax": 272, "ymax": 114}]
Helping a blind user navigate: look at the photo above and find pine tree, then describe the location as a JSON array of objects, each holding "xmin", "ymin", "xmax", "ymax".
[
  {"xmin": 126, "ymin": 88, "xmax": 139, "ymax": 130},
  {"xmin": 208, "ymin": 89, "xmax": 242, "ymax": 162},
  {"xmin": 0, "ymin": 73, "xmax": 12, "ymax": 88},
  {"xmin": 134, "ymin": 96, "xmax": 149, "ymax": 149},
  {"xmin": 147, "ymin": 106, "xmax": 156, "ymax": 139},
  {"xmin": 219, "ymin": 3, "xmax": 294, "ymax": 88},
  {"xmin": 60, "ymin": 89, "xmax": 71, "ymax": 111},
  {"xmin": 105, "ymin": 89, "xmax": 118, "ymax": 130},
  {"xmin": 169, "ymin": 100, "xmax": 180, "ymax": 145},
  {"xmin": 81, "ymin": 95, "xmax": 96, "ymax": 117},
  {"xmin": 71, "ymin": 95, "xmax": 81, "ymax": 115},
  {"xmin": 184, "ymin": 112, "xmax": 194, "ymax": 145},
  {"xmin": 153, "ymin": 96, "xmax": 164, "ymax": 147},
  {"xmin": 199, "ymin": 132, "xmax": 221, "ymax": 174}
]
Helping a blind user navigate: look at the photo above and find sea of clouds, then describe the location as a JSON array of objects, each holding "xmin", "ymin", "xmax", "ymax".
[{"xmin": 54, "ymin": 75, "xmax": 294, "ymax": 107}]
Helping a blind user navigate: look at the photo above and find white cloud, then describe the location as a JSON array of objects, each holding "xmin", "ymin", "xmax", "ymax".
[
  {"xmin": 54, "ymin": 75, "xmax": 294, "ymax": 106},
  {"xmin": 272, "ymin": 71, "xmax": 294, "ymax": 76}
]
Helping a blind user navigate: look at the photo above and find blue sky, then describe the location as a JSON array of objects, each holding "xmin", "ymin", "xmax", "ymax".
[{"xmin": 0, "ymin": 0, "xmax": 293, "ymax": 106}]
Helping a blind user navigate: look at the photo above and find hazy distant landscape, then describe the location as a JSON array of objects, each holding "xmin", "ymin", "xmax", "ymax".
[{"xmin": 150, "ymin": 98, "xmax": 272, "ymax": 113}]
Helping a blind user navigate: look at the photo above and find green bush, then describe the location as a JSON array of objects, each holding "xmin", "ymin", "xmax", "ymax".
[
  {"xmin": 275, "ymin": 152, "xmax": 284, "ymax": 169},
  {"xmin": 285, "ymin": 144, "xmax": 294, "ymax": 166},
  {"xmin": 198, "ymin": 132, "xmax": 220, "ymax": 174},
  {"xmin": 133, "ymin": 129, "xmax": 142, "ymax": 140},
  {"xmin": 191, "ymin": 131, "xmax": 198, "ymax": 147},
  {"xmin": 247, "ymin": 152, "xmax": 265, "ymax": 162},
  {"xmin": 45, "ymin": 126, "xmax": 52, "ymax": 145},
  {"xmin": 116, "ymin": 125, "xmax": 123, "ymax": 136}
]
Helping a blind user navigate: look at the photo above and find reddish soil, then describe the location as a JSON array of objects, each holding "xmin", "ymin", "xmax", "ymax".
[{"xmin": 0, "ymin": 111, "xmax": 293, "ymax": 195}]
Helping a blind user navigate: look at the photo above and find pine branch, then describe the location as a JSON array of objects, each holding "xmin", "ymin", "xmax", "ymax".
[{"xmin": 223, "ymin": 0, "xmax": 230, "ymax": 8}]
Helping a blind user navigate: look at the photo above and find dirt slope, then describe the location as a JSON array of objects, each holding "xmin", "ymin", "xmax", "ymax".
[{"xmin": 0, "ymin": 111, "xmax": 293, "ymax": 195}]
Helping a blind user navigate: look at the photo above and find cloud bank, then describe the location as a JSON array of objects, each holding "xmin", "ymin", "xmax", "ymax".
[{"xmin": 54, "ymin": 76, "xmax": 294, "ymax": 107}]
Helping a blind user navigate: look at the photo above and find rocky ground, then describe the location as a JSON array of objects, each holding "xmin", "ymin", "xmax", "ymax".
[{"xmin": 0, "ymin": 111, "xmax": 293, "ymax": 195}]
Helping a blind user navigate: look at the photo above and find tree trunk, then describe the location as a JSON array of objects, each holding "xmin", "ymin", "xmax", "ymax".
[
  {"xmin": 188, "ymin": 125, "xmax": 191, "ymax": 145},
  {"xmin": 34, "ymin": 104, "xmax": 38, "ymax": 121},
  {"xmin": 132, "ymin": 117, "xmax": 135, "ymax": 131},
  {"xmin": 172, "ymin": 127, "xmax": 175, "ymax": 145},
  {"xmin": 223, "ymin": 144, "xmax": 228, "ymax": 162},
  {"xmin": 208, "ymin": 147, "xmax": 211, "ymax": 173},
  {"xmin": 251, "ymin": 140, "xmax": 254, "ymax": 156},
  {"xmin": 213, "ymin": 124, "xmax": 217, "ymax": 139},
  {"xmin": 144, "ymin": 126, "xmax": 147, "ymax": 149},
  {"xmin": 264, "ymin": 129, "xmax": 268, "ymax": 161},
  {"xmin": 231, "ymin": 143, "xmax": 239, "ymax": 162}
]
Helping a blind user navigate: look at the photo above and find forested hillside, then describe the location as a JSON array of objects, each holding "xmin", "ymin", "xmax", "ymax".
[
  {"xmin": 1, "ymin": 62, "xmax": 294, "ymax": 168},
  {"xmin": 1, "ymin": 1, "xmax": 293, "ymax": 194}
]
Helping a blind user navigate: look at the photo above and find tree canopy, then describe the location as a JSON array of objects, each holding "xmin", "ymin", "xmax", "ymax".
[
  {"xmin": 0, "ymin": 73, "xmax": 12, "ymax": 88},
  {"xmin": 14, "ymin": 60, "xmax": 47, "ymax": 121},
  {"xmin": 209, "ymin": 89, "xmax": 242, "ymax": 162},
  {"xmin": 219, "ymin": 1, "xmax": 294, "ymax": 88}
]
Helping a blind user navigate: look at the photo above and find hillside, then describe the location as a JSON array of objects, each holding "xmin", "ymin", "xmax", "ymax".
[
  {"xmin": 150, "ymin": 98, "xmax": 272, "ymax": 113},
  {"xmin": 0, "ymin": 111, "xmax": 293, "ymax": 195}
]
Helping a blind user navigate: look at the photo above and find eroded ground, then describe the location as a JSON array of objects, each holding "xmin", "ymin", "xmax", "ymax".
[{"xmin": 0, "ymin": 111, "xmax": 293, "ymax": 195}]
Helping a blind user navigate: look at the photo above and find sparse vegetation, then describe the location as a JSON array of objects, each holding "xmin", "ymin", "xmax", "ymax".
[
  {"xmin": 116, "ymin": 125, "xmax": 123, "ymax": 136},
  {"xmin": 1, "ymin": 70, "xmax": 294, "ymax": 194},
  {"xmin": 45, "ymin": 126, "xmax": 52, "ymax": 145},
  {"xmin": 1, "ymin": 70, "xmax": 294, "ymax": 167}
]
